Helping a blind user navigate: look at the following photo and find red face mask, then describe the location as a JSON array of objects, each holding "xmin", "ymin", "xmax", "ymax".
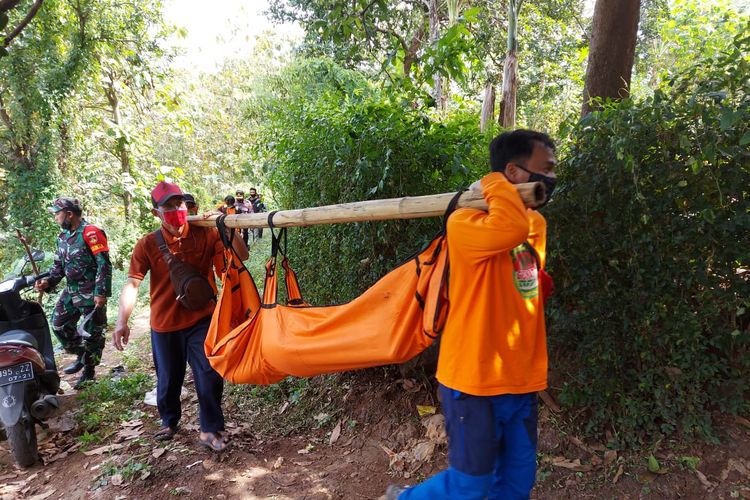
[{"xmin": 160, "ymin": 208, "xmax": 188, "ymax": 227}]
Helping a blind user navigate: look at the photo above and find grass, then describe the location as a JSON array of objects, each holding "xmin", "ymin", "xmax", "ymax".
[
  {"xmin": 226, "ymin": 373, "xmax": 349, "ymax": 437},
  {"xmin": 76, "ymin": 372, "xmax": 151, "ymax": 444}
]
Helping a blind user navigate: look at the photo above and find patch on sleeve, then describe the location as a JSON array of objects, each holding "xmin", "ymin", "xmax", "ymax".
[{"xmin": 83, "ymin": 226, "xmax": 109, "ymax": 255}]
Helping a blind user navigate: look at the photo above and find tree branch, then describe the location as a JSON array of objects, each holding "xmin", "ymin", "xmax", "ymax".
[{"xmin": 2, "ymin": 0, "xmax": 44, "ymax": 48}]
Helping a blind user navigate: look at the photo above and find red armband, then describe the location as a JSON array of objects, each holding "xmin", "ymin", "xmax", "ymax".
[{"xmin": 83, "ymin": 226, "xmax": 109, "ymax": 255}]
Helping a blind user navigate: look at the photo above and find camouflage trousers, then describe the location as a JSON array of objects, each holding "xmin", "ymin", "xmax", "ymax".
[{"xmin": 51, "ymin": 288, "xmax": 106, "ymax": 367}]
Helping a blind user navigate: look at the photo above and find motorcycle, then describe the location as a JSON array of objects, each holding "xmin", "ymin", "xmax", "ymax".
[{"xmin": 0, "ymin": 251, "xmax": 60, "ymax": 468}]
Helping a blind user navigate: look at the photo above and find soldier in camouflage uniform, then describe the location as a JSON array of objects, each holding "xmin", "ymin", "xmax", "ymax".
[{"xmin": 36, "ymin": 197, "xmax": 112, "ymax": 389}]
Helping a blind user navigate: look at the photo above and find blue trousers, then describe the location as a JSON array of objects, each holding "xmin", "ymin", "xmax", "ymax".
[
  {"xmin": 401, "ymin": 385, "xmax": 538, "ymax": 500},
  {"xmin": 151, "ymin": 317, "xmax": 225, "ymax": 433}
]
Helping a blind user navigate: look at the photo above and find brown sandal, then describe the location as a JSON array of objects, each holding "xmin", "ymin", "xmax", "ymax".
[{"xmin": 154, "ymin": 426, "xmax": 176, "ymax": 441}]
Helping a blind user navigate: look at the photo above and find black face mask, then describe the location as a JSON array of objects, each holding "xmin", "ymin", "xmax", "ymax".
[
  {"xmin": 515, "ymin": 165, "xmax": 557, "ymax": 203},
  {"xmin": 236, "ymin": 198, "xmax": 244, "ymax": 203}
]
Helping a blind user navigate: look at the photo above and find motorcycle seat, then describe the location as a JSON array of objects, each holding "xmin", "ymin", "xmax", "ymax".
[{"xmin": 0, "ymin": 329, "xmax": 39, "ymax": 349}]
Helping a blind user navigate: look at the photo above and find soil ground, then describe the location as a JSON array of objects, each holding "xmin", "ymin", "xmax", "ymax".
[{"xmin": 0, "ymin": 310, "xmax": 749, "ymax": 499}]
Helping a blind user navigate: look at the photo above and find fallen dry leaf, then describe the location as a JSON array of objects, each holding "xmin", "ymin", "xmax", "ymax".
[
  {"xmin": 28, "ymin": 489, "xmax": 55, "ymax": 500},
  {"xmin": 273, "ymin": 457, "xmax": 284, "ymax": 469},
  {"xmin": 120, "ymin": 419, "xmax": 143, "ymax": 428},
  {"xmin": 567, "ymin": 435, "xmax": 593, "ymax": 454},
  {"xmin": 613, "ymin": 464, "xmax": 624, "ymax": 484},
  {"xmin": 538, "ymin": 390, "xmax": 561, "ymax": 413},
  {"xmin": 116, "ymin": 427, "xmax": 144, "ymax": 441},
  {"xmin": 152, "ymin": 448, "xmax": 166, "ymax": 458},
  {"xmin": 720, "ymin": 458, "xmax": 750, "ymax": 481},
  {"xmin": 293, "ymin": 461, "xmax": 313, "ymax": 466},
  {"xmin": 45, "ymin": 451, "xmax": 69, "ymax": 463},
  {"xmin": 140, "ymin": 470, "xmax": 151, "ymax": 480},
  {"xmin": 297, "ymin": 443, "xmax": 314, "ymax": 455},
  {"xmin": 423, "ymin": 414, "xmax": 447, "ymax": 445},
  {"xmin": 603, "ymin": 450, "xmax": 617, "ymax": 467},
  {"xmin": 46, "ymin": 414, "xmax": 76, "ymax": 433},
  {"xmin": 110, "ymin": 474, "xmax": 123, "ymax": 486},
  {"xmin": 329, "ymin": 420, "xmax": 342, "ymax": 445},
  {"xmin": 82, "ymin": 443, "xmax": 124, "ymax": 456},
  {"xmin": 695, "ymin": 469, "xmax": 715, "ymax": 491},
  {"xmin": 412, "ymin": 441, "xmax": 436, "ymax": 462},
  {"xmin": 547, "ymin": 456, "xmax": 593, "ymax": 472}
]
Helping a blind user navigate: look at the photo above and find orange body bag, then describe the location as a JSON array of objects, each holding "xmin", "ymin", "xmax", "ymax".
[{"xmin": 204, "ymin": 229, "xmax": 449, "ymax": 385}]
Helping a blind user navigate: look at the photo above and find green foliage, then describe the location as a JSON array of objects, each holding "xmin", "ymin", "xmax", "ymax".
[
  {"xmin": 252, "ymin": 58, "xmax": 495, "ymax": 303},
  {"xmin": 549, "ymin": 26, "xmax": 750, "ymax": 445},
  {"xmin": 76, "ymin": 373, "xmax": 150, "ymax": 435}
]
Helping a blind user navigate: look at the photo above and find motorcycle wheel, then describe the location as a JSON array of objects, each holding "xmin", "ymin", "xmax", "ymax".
[{"xmin": 6, "ymin": 410, "xmax": 38, "ymax": 467}]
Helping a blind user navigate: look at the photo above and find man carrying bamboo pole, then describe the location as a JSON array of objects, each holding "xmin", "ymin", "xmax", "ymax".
[
  {"xmin": 112, "ymin": 181, "xmax": 248, "ymax": 451},
  {"xmin": 387, "ymin": 129, "xmax": 557, "ymax": 500}
]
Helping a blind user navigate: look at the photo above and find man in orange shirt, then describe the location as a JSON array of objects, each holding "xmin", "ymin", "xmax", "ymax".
[
  {"xmin": 113, "ymin": 182, "xmax": 248, "ymax": 451},
  {"xmin": 387, "ymin": 130, "xmax": 557, "ymax": 500}
]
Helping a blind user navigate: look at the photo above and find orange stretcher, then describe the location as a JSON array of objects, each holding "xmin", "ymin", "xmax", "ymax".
[{"xmin": 204, "ymin": 206, "xmax": 454, "ymax": 385}]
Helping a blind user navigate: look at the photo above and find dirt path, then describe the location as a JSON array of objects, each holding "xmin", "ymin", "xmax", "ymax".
[
  {"xmin": 1, "ymin": 310, "xmax": 749, "ymax": 499},
  {"xmin": 0, "ymin": 311, "xmax": 433, "ymax": 500}
]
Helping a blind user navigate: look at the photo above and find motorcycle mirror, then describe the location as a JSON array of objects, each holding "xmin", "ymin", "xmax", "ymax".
[{"xmin": 24, "ymin": 250, "xmax": 45, "ymax": 263}]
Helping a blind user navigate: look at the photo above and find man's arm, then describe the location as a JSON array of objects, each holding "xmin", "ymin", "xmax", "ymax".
[
  {"xmin": 447, "ymin": 172, "xmax": 530, "ymax": 260},
  {"xmin": 36, "ymin": 242, "xmax": 65, "ymax": 292},
  {"xmin": 113, "ymin": 277, "xmax": 142, "ymax": 351},
  {"xmin": 93, "ymin": 252, "xmax": 112, "ymax": 307}
]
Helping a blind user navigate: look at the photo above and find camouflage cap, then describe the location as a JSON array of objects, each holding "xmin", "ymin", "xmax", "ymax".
[{"xmin": 48, "ymin": 197, "xmax": 81, "ymax": 214}]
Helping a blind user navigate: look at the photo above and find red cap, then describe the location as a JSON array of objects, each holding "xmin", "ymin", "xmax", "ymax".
[{"xmin": 151, "ymin": 181, "xmax": 184, "ymax": 207}]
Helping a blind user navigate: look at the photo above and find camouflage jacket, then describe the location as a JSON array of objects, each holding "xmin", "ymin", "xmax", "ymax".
[{"xmin": 46, "ymin": 220, "xmax": 112, "ymax": 298}]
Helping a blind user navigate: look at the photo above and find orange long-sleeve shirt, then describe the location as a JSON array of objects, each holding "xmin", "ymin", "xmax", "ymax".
[{"xmin": 436, "ymin": 172, "xmax": 548, "ymax": 396}]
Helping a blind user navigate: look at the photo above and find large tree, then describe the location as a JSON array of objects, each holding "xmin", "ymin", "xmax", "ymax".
[{"xmin": 581, "ymin": 0, "xmax": 641, "ymax": 116}]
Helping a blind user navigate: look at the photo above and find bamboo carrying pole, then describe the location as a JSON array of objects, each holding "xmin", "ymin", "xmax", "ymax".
[{"xmin": 189, "ymin": 182, "xmax": 545, "ymax": 229}]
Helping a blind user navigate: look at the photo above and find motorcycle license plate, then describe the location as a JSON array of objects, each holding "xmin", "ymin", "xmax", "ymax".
[{"xmin": 0, "ymin": 362, "xmax": 34, "ymax": 387}]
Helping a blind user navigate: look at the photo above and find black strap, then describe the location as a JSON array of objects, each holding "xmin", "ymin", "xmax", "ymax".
[
  {"xmin": 153, "ymin": 229, "xmax": 171, "ymax": 261},
  {"xmin": 443, "ymin": 189, "xmax": 466, "ymax": 232}
]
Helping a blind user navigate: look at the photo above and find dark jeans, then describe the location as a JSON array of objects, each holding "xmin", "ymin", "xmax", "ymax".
[{"xmin": 151, "ymin": 317, "xmax": 225, "ymax": 433}]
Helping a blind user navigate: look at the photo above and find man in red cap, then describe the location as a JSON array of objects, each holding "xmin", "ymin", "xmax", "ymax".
[{"xmin": 113, "ymin": 181, "xmax": 248, "ymax": 451}]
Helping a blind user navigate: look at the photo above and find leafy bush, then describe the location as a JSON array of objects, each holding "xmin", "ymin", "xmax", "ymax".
[
  {"xmin": 252, "ymin": 58, "xmax": 495, "ymax": 302},
  {"xmin": 548, "ymin": 27, "xmax": 750, "ymax": 444}
]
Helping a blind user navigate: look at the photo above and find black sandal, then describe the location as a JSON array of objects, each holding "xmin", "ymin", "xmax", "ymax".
[{"xmin": 154, "ymin": 426, "xmax": 176, "ymax": 441}]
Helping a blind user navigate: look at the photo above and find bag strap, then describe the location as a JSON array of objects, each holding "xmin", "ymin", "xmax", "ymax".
[
  {"xmin": 153, "ymin": 229, "xmax": 173, "ymax": 264},
  {"xmin": 443, "ymin": 189, "xmax": 466, "ymax": 232}
]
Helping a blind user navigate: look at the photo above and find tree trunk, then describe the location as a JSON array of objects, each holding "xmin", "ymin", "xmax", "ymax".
[
  {"xmin": 581, "ymin": 0, "xmax": 641, "ymax": 116},
  {"xmin": 480, "ymin": 82, "xmax": 496, "ymax": 132},
  {"xmin": 104, "ymin": 75, "xmax": 132, "ymax": 218},
  {"xmin": 403, "ymin": 26, "xmax": 424, "ymax": 78},
  {"xmin": 428, "ymin": 0, "xmax": 443, "ymax": 110},
  {"xmin": 499, "ymin": 0, "xmax": 521, "ymax": 128}
]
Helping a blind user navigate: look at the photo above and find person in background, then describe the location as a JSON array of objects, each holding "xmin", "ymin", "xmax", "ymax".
[
  {"xmin": 386, "ymin": 129, "xmax": 557, "ymax": 500},
  {"xmin": 234, "ymin": 190, "xmax": 252, "ymax": 246},
  {"xmin": 35, "ymin": 197, "xmax": 112, "ymax": 389},
  {"xmin": 184, "ymin": 193, "xmax": 199, "ymax": 216},
  {"xmin": 248, "ymin": 187, "xmax": 266, "ymax": 240},
  {"xmin": 219, "ymin": 195, "xmax": 236, "ymax": 215},
  {"xmin": 113, "ymin": 181, "xmax": 248, "ymax": 451}
]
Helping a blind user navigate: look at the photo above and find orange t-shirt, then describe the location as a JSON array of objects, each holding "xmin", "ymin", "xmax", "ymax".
[
  {"xmin": 128, "ymin": 224, "xmax": 225, "ymax": 333},
  {"xmin": 436, "ymin": 172, "xmax": 548, "ymax": 396}
]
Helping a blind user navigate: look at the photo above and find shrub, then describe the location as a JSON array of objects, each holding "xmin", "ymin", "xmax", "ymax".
[
  {"xmin": 548, "ymin": 27, "xmax": 750, "ymax": 444},
  {"xmin": 252, "ymin": 58, "xmax": 495, "ymax": 302}
]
